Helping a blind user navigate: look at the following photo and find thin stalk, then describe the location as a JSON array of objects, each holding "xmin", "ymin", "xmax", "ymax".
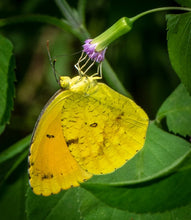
[{"xmin": 130, "ymin": 7, "xmax": 191, "ymax": 23}]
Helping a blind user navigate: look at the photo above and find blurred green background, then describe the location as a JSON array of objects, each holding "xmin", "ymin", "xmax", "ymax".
[{"xmin": 0, "ymin": 0, "xmax": 179, "ymax": 150}]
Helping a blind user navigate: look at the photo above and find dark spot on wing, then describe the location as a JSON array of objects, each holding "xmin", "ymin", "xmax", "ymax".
[
  {"xmin": 42, "ymin": 175, "xmax": 48, "ymax": 180},
  {"xmin": 69, "ymin": 120, "xmax": 76, "ymax": 123},
  {"xmin": 98, "ymin": 146, "xmax": 104, "ymax": 156},
  {"xmin": 41, "ymin": 173, "xmax": 54, "ymax": 180},
  {"xmin": 116, "ymin": 112, "xmax": 124, "ymax": 120},
  {"xmin": 46, "ymin": 134, "xmax": 55, "ymax": 138},
  {"xmin": 66, "ymin": 138, "xmax": 79, "ymax": 146},
  {"xmin": 90, "ymin": 122, "xmax": 98, "ymax": 127}
]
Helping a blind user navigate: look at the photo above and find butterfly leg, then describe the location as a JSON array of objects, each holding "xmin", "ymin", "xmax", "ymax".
[
  {"xmin": 75, "ymin": 51, "xmax": 102, "ymax": 78},
  {"xmin": 91, "ymin": 62, "xmax": 103, "ymax": 80}
]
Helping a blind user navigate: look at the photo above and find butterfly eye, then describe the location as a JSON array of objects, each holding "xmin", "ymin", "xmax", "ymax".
[{"xmin": 59, "ymin": 76, "xmax": 71, "ymax": 89}]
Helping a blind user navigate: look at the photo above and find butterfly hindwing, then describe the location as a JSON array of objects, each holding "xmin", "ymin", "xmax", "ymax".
[{"xmin": 61, "ymin": 83, "xmax": 149, "ymax": 174}]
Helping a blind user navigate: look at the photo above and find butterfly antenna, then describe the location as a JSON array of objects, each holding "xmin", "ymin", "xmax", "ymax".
[{"xmin": 46, "ymin": 40, "xmax": 59, "ymax": 83}]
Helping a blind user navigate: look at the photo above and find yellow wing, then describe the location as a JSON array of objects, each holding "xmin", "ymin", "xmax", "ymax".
[
  {"xmin": 61, "ymin": 83, "xmax": 149, "ymax": 175},
  {"xmin": 28, "ymin": 90, "xmax": 92, "ymax": 196}
]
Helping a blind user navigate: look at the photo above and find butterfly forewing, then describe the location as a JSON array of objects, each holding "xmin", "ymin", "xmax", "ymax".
[{"xmin": 28, "ymin": 90, "xmax": 92, "ymax": 196}]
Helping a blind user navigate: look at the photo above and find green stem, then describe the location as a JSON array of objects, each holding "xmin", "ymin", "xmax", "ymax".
[
  {"xmin": 130, "ymin": 7, "xmax": 191, "ymax": 23},
  {"xmin": 103, "ymin": 61, "xmax": 132, "ymax": 98}
]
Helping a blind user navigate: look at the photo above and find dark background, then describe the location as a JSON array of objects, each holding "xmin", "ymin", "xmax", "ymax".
[{"xmin": 0, "ymin": 0, "xmax": 180, "ymax": 149}]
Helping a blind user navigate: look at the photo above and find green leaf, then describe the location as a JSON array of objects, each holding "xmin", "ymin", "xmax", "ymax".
[
  {"xmin": 166, "ymin": 12, "xmax": 191, "ymax": 94},
  {"xmin": 77, "ymin": 189, "xmax": 191, "ymax": 220},
  {"xmin": 80, "ymin": 123, "xmax": 191, "ymax": 213},
  {"xmin": 0, "ymin": 172, "xmax": 27, "ymax": 220},
  {"xmin": 26, "ymin": 187, "xmax": 80, "ymax": 220},
  {"xmin": 175, "ymin": 0, "xmax": 191, "ymax": 7},
  {"xmin": 55, "ymin": 0, "xmax": 81, "ymax": 27},
  {"xmin": 0, "ymin": 35, "xmax": 15, "ymax": 134},
  {"xmin": 55, "ymin": 0, "xmax": 89, "ymax": 39},
  {"xmin": 157, "ymin": 84, "xmax": 191, "ymax": 137},
  {"xmin": 82, "ymin": 168, "xmax": 191, "ymax": 213},
  {"xmin": 0, "ymin": 150, "xmax": 28, "ymax": 186},
  {"xmin": 85, "ymin": 123, "xmax": 191, "ymax": 185},
  {"xmin": 0, "ymin": 135, "xmax": 30, "ymax": 185},
  {"xmin": 0, "ymin": 124, "xmax": 6, "ymax": 135},
  {"xmin": 0, "ymin": 135, "xmax": 31, "ymax": 164},
  {"xmin": 26, "ymin": 185, "xmax": 191, "ymax": 219}
]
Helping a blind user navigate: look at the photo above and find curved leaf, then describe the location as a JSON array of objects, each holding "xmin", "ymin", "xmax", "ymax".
[
  {"xmin": 175, "ymin": 0, "xmax": 191, "ymax": 7},
  {"xmin": 0, "ymin": 172, "xmax": 27, "ymax": 220},
  {"xmin": 0, "ymin": 135, "xmax": 30, "ymax": 185},
  {"xmin": 157, "ymin": 84, "xmax": 191, "ymax": 137},
  {"xmin": 82, "ymin": 168, "xmax": 191, "ymax": 213},
  {"xmin": 0, "ymin": 135, "xmax": 31, "ymax": 164},
  {"xmin": 26, "ymin": 185, "xmax": 191, "ymax": 219},
  {"xmin": 26, "ymin": 188, "xmax": 80, "ymax": 220},
  {"xmin": 167, "ymin": 12, "xmax": 191, "ymax": 94},
  {"xmin": 0, "ymin": 34, "xmax": 15, "ymax": 134}
]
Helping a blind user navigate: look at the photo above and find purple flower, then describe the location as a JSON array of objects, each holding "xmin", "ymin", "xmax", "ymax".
[{"xmin": 82, "ymin": 39, "xmax": 106, "ymax": 63}]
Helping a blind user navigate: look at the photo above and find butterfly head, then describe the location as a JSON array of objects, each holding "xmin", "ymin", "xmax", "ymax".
[{"xmin": 59, "ymin": 75, "xmax": 98, "ymax": 95}]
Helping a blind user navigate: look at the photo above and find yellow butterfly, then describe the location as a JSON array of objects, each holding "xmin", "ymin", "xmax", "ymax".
[{"xmin": 28, "ymin": 72, "xmax": 149, "ymax": 196}]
